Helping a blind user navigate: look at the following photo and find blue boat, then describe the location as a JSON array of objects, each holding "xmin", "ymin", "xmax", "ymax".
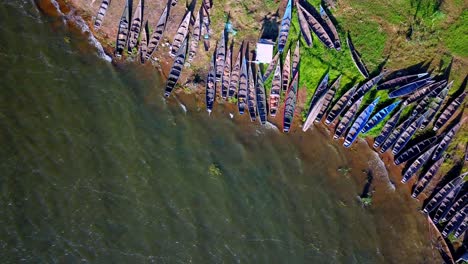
[
  {"xmin": 391, "ymin": 112, "xmax": 428, "ymax": 155},
  {"xmin": 277, "ymin": 0, "xmax": 292, "ymax": 53},
  {"xmin": 388, "ymin": 77, "xmax": 434, "ymax": 98},
  {"xmin": 344, "ymin": 98, "xmax": 379, "ymax": 148},
  {"xmin": 373, "ymin": 108, "xmax": 403, "ymax": 148},
  {"xmin": 362, "ymin": 101, "xmax": 400, "ymax": 133}
]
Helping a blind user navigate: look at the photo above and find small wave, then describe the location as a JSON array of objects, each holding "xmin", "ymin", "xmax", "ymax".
[
  {"xmin": 179, "ymin": 102, "xmax": 187, "ymax": 113},
  {"xmin": 368, "ymin": 151, "xmax": 395, "ymax": 191}
]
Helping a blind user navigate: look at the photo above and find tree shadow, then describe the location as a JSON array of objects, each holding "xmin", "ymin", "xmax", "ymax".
[
  {"xmin": 380, "ymin": 60, "xmax": 432, "ymax": 82},
  {"xmin": 260, "ymin": 10, "xmax": 279, "ymax": 41},
  {"xmin": 360, "ymin": 170, "xmax": 374, "ymax": 198}
]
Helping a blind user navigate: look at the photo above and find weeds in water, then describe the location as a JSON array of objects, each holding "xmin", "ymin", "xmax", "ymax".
[{"xmin": 208, "ymin": 164, "xmax": 222, "ymax": 176}]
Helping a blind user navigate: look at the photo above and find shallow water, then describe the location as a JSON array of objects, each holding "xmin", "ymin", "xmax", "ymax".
[{"xmin": 0, "ymin": 1, "xmax": 441, "ymax": 263}]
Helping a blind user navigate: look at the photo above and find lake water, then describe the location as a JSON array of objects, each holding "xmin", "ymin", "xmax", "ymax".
[{"xmin": 0, "ymin": 1, "xmax": 441, "ymax": 263}]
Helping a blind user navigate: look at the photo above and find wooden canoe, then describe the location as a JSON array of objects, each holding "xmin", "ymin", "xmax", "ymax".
[
  {"xmin": 379, "ymin": 115, "xmax": 414, "ymax": 153},
  {"xmin": 388, "ymin": 77, "xmax": 434, "ymax": 98},
  {"xmin": 292, "ymin": 40, "xmax": 300, "ymax": 75},
  {"xmin": 269, "ymin": 60, "xmax": 282, "ymax": 116},
  {"xmin": 373, "ymin": 108, "xmax": 403, "ymax": 148},
  {"xmin": 401, "ymin": 145, "xmax": 436, "ymax": 183},
  {"xmin": 442, "ymin": 200, "xmax": 468, "ymax": 237},
  {"xmin": 238, "ymin": 50, "xmax": 248, "ymax": 115},
  {"xmin": 346, "ymin": 32, "xmax": 369, "ymax": 78},
  {"xmin": 442, "ymin": 193, "xmax": 468, "ymax": 223},
  {"xmin": 334, "ymin": 96, "xmax": 363, "ymax": 139},
  {"xmin": 282, "ymin": 49, "xmax": 291, "ymax": 91},
  {"xmin": 315, "ymin": 75, "xmax": 341, "ymax": 123},
  {"xmin": 297, "ymin": 4, "xmax": 334, "ymax": 49},
  {"xmin": 296, "ymin": 5, "xmax": 313, "ymax": 47},
  {"xmin": 433, "ymin": 184, "xmax": 463, "ymax": 223},
  {"xmin": 94, "ymin": 0, "xmax": 111, "ymax": 30},
  {"xmin": 188, "ymin": 7, "xmax": 202, "ymax": 62},
  {"xmin": 411, "ymin": 156, "xmax": 444, "ymax": 198},
  {"xmin": 163, "ymin": 38, "xmax": 188, "ymax": 97},
  {"xmin": 256, "ymin": 65, "xmax": 267, "ymax": 125},
  {"xmin": 263, "ymin": 52, "xmax": 280, "ymax": 81},
  {"xmin": 277, "ymin": 0, "xmax": 292, "ymax": 53},
  {"xmin": 424, "ymin": 175, "xmax": 465, "ymax": 214},
  {"xmin": 392, "ymin": 112, "xmax": 427, "ymax": 155},
  {"xmin": 377, "ymin": 73, "xmax": 428, "ymax": 90},
  {"xmin": 170, "ymin": 10, "xmax": 191, "ymax": 57},
  {"xmin": 201, "ymin": 3, "xmax": 211, "ymax": 51},
  {"xmin": 215, "ymin": 28, "xmax": 226, "ymax": 82},
  {"xmin": 221, "ymin": 42, "xmax": 232, "ymax": 99},
  {"xmin": 362, "ymin": 101, "xmax": 400, "ymax": 133},
  {"xmin": 433, "ymin": 91, "xmax": 466, "ymax": 131},
  {"xmin": 127, "ymin": 0, "xmax": 143, "ymax": 52},
  {"xmin": 394, "ymin": 134, "xmax": 439, "ymax": 165},
  {"xmin": 404, "ymin": 80, "xmax": 447, "ymax": 105},
  {"xmin": 325, "ymin": 85, "xmax": 356, "ymax": 125},
  {"xmin": 319, "ymin": 5, "xmax": 340, "ymax": 50},
  {"xmin": 228, "ymin": 47, "xmax": 241, "ymax": 99},
  {"xmin": 344, "ymin": 97, "xmax": 379, "ymax": 148},
  {"xmin": 115, "ymin": 0, "xmax": 130, "ymax": 57},
  {"xmin": 420, "ymin": 87, "xmax": 449, "ymax": 129},
  {"xmin": 145, "ymin": 4, "xmax": 169, "ymax": 61},
  {"xmin": 206, "ymin": 48, "xmax": 216, "ymax": 113},
  {"xmin": 303, "ymin": 73, "xmax": 330, "ymax": 131},
  {"xmin": 433, "ymin": 121, "xmax": 462, "ymax": 160},
  {"xmin": 283, "ymin": 72, "xmax": 299, "ymax": 133},
  {"xmin": 247, "ymin": 62, "xmax": 257, "ymax": 121},
  {"xmin": 139, "ymin": 21, "xmax": 148, "ymax": 64},
  {"xmin": 348, "ymin": 72, "xmax": 385, "ymax": 106}
]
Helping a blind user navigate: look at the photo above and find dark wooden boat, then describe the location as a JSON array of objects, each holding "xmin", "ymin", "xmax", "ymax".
[
  {"xmin": 247, "ymin": 62, "xmax": 257, "ymax": 121},
  {"xmin": 201, "ymin": 3, "xmax": 211, "ymax": 51},
  {"xmin": 238, "ymin": 50, "xmax": 248, "ymax": 114},
  {"xmin": 315, "ymin": 75, "xmax": 341, "ymax": 123},
  {"xmin": 346, "ymin": 32, "xmax": 368, "ymax": 78},
  {"xmin": 344, "ymin": 97, "xmax": 379, "ymax": 148},
  {"xmin": 255, "ymin": 65, "xmax": 267, "ymax": 125},
  {"xmin": 269, "ymin": 60, "xmax": 282, "ymax": 116},
  {"xmin": 392, "ymin": 112, "xmax": 428, "ymax": 155},
  {"xmin": 373, "ymin": 108, "xmax": 403, "ymax": 148},
  {"xmin": 325, "ymin": 85, "xmax": 356, "ymax": 125},
  {"xmin": 377, "ymin": 73, "xmax": 428, "ymax": 90},
  {"xmin": 442, "ymin": 202, "xmax": 468, "ymax": 237},
  {"xmin": 423, "ymin": 174, "xmax": 465, "ymax": 214},
  {"xmin": 127, "ymin": 0, "xmax": 143, "ymax": 52},
  {"xmin": 401, "ymin": 145, "xmax": 436, "ymax": 183},
  {"xmin": 388, "ymin": 77, "xmax": 434, "ymax": 98},
  {"xmin": 454, "ymin": 217, "xmax": 468, "ymax": 238},
  {"xmin": 94, "ymin": 0, "xmax": 111, "ymax": 30},
  {"xmin": 263, "ymin": 52, "xmax": 280, "ymax": 81},
  {"xmin": 215, "ymin": 27, "xmax": 226, "ymax": 82},
  {"xmin": 296, "ymin": 5, "xmax": 313, "ymax": 47},
  {"xmin": 394, "ymin": 134, "xmax": 439, "ymax": 165},
  {"xmin": 145, "ymin": 4, "xmax": 169, "ymax": 61},
  {"xmin": 432, "ymin": 183, "xmax": 463, "ymax": 223},
  {"xmin": 410, "ymin": 96, "xmax": 431, "ymax": 119},
  {"xmin": 420, "ymin": 87, "xmax": 448, "ymax": 129},
  {"xmin": 292, "ymin": 40, "xmax": 300, "ymax": 75},
  {"xmin": 228, "ymin": 48, "xmax": 241, "ymax": 99},
  {"xmin": 303, "ymin": 73, "xmax": 330, "ymax": 131},
  {"xmin": 404, "ymin": 80, "xmax": 447, "ymax": 105},
  {"xmin": 465, "ymin": 143, "xmax": 468, "ymax": 162},
  {"xmin": 362, "ymin": 101, "xmax": 400, "ymax": 133},
  {"xmin": 188, "ymin": 7, "xmax": 202, "ymax": 62},
  {"xmin": 283, "ymin": 72, "xmax": 299, "ymax": 133},
  {"xmin": 115, "ymin": 0, "xmax": 130, "ymax": 57},
  {"xmin": 334, "ymin": 96, "xmax": 363, "ymax": 139},
  {"xmin": 163, "ymin": 38, "xmax": 188, "ymax": 97},
  {"xmin": 433, "ymin": 121, "xmax": 462, "ymax": 160},
  {"xmin": 348, "ymin": 72, "xmax": 385, "ymax": 106},
  {"xmin": 319, "ymin": 5, "xmax": 340, "ymax": 50},
  {"xmin": 411, "ymin": 157, "xmax": 444, "ymax": 198},
  {"xmin": 139, "ymin": 21, "xmax": 148, "ymax": 64},
  {"xmin": 442, "ymin": 193, "xmax": 468, "ymax": 223},
  {"xmin": 170, "ymin": 10, "xmax": 191, "ymax": 57},
  {"xmin": 297, "ymin": 4, "xmax": 334, "ymax": 49},
  {"xmin": 277, "ymin": 0, "xmax": 292, "ymax": 53},
  {"xmin": 379, "ymin": 115, "xmax": 415, "ymax": 153},
  {"xmin": 221, "ymin": 42, "xmax": 232, "ymax": 99},
  {"xmin": 282, "ymin": 49, "xmax": 291, "ymax": 91},
  {"xmin": 206, "ymin": 49, "xmax": 216, "ymax": 113},
  {"xmin": 434, "ymin": 91, "xmax": 467, "ymax": 131}
]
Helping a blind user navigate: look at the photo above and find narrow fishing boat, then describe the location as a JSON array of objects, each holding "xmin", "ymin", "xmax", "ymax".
[
  {"xmin": 206, "ymin": 49, "xmax": 216, "ymax": 113},
  {"xmin": 238, "ymin": 50, "xmax": 248, "ymax": 114},
  {"xmin": 221, "ymin": 42, "xmax": 232, "ymax": 99},
  {"xmin": 269, "ymin": 60, "xmax": 282, "ymax": 116},
  {"xmin": 228, "ymin": 47, "xmax": 241, "ymax": 99},
  {"xmin": 188, "ymin": 7, "xmax": 202, "ymax": 62},
  {"xmin": 94, "ymin": 0, "xmax": 111, "ymax": 30},
  {"xmin": 303, "ymin": 73, "xmax": 330, "ymax": 131},
  {"xmin": 127, "ymin": 0, "xmax": 143, "ymax": 52},
  {"xmin": 334, "ymin": 96, "xmax": 363, "ymax": 139},
  {"xmin": 297, "ymin": 4, "xmax": 334, "ymax": 49},
  {"xmin": 247, "ymin": 62, "xmax": 257, "ymax": 121},
  {"xmin": 401, "ymin": 145, "xmax": 436, "ymax": 183},
  {"xmin": 277, "ymin": 0, "xmax": 292, "ymax": 53},
  {"xmin": 296, "ymin": 6, "xmax": 313, "ymax": 47},
  {"xmin": 423, "ymin": 174, "xmax": 465, "ymax": 213},
  {"xmin": 292, "ymin": 40, "xmax": 300, "ymax": 75},
  {"xmin": 379, "ymin": 115, "xmax": 415, "ymax": 153},
  {"xmin": 201, "ymin": 3, "xmax": 211, "ymax": 51},
  {"xmin": 377, "ymin": 72, "xmax": 428, "ymax": 90},
  {"xmin": 373, "ymin": 108, "xmax": 403, "ymax": 148},
  {"xmin": 319, "ymin": 5, "xmax": 340, "ymax": 50},
  {"xmin": 346, "ymin": 32, "xmax": 368, "ymax": 78},
  {"xmin": 263, "ymin": 53, "xmax": 280, "ymax": 81},
  {"xmin": 433, "ymin": 121, "xmax": 462, "ymax": 160},
  {"xmin": 255, "ymin": 65, "xmax": 267, "ymax": 125},
  {"xmin": 139, "ymin": 21, "xmax": 148, "ymax": 64},
  {"xmin": 420, "ymin": 87, "xmax": 449, "ymax": 129},
  {"xmin": 348, "ymin": 72, "xmax": 385, "ymax": 105},
  {"xmin": 344, "ymin": 97, "xmax": 379, "ymax": 148},
  {"xmin": 315, "ymin": 76, "xmax": 341, "ymax": 123},
  {"xmin": 362, "ymin": 101, "xmax": 400, "ymax": 133},
  {"xmin": 115, "ymin": 0, "xmax": 130, "ymax": 57},
  {"xmin": 170, "ymin": 10, "xmax": 191, "ymax": 57},
  {"xmin": 388, "ymin": 77, "xmax": 434, "ymax": 98},
  {"xmin": 454, "ymin": 217, "xmax": 468, "ymax": 238},
  {"xmin": 433, "ymin": 91, "xmax": 467, "ymax": 131},
  {"xmin": 282, "ymin": 49, "xmax": 291, "ymax": 91},
  {"xmin": 283, "ymin": 72, "xmax": 300, "ymax": 133},
  {"xmin": 432, "ymin": 183, "xmax": 463, "ymax": 223},
  {"xmin": 442, "ymin": 203, "xmax": 468, "ymax": 237},
  {"xmin": 163, "ymin": 38, "xmax": 188, "ymax": 97},
  {"xmin": 442, "ymin": 193, "xmax": 468, "ymax": 223},
  {"xmin": 325, "ymin": 85, "xmax": 356, "ymax": 125},
  {"xmin": 404, "ymin": 80, "xmax": 447, "ymax": 105},
  {"xmin": 145, "ymin": 4, "xmax": 169, "ymax": 61},
  {"xmin": 215, "ymin": 27, "xmax": 226, "ymax": 82},
  {"xmin": 410, "ymin": 96, "xmax": 431, "ymax": 119},
  {"xmin": 392, "ymin": 112, "xmax": 428, "ymax": 155},
  {"xmin": 411, "ymin": 157, "xmax": 444, "ymax": 198},
  {"xmin": 394, "ymin": 134, "xmax": 439, "ymax": 165}
]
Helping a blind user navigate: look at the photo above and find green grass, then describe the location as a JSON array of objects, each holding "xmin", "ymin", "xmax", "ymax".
[{"xmin": 443, "ymin": 10, "xmax": 468, "ymax": 57}]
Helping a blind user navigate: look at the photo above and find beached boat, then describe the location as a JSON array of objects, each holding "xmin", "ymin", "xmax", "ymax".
[
  {"xmin": 325, "ymin": 85, "xmax": 356, "ymax": 125},
  {"xmin": 145, "ymin": 4, "xmax": 169, "ymax": 61},
  {"xmin": 297, "ymin": 4, "xmax": 334, "ymax": 49},
  {"xmin": 454, "ymin": 217, "xmax": 468, "ymax": 238},
  {"xmin": 334, "ymin": 96, "xmax": 363, "ymax": 139},
  {"xmin": 348, "ymin": 72, "xmax": 385, "ymax": 105},
  {"xmin": 201, "ymin": 3, "xmax": 211, "ymax": 51},
  {"xmin": 377, "ymin": 73, "xmax": 428, "ymax": 90},
  {"xmin": 404, "ymin": 80, "xmax": 447, "ymax": 105},
  {"xmin": 221, "ymin": 43, "xmax": 232, "ymax": 99},
  {"xmin": 215, "ymin": 28, "xmax": 226, "ymax": 82},
  {"xmin": 373, "ymin": 108, "xmax": 403, "ymax": 148},
  {"xmin": 411, "ymin": 157, "xmax": 444, "ymax": 198},
  {"xmin": 410, "ymin": 96, "xmax": 431, "ymax": 119},
  {"xmin": 247, "ymin": 62, "xmax": 257, "ymax": 121},
  {"xmin": 442, "ymin": 193, "xmax": 468, "ymax": 223},
  {"xmin": 263, "ymin": 52, "xmax": 280, "ymax": 81},
  {"xmin": 401, "ymin": 145, "xmax": 436, "ymax": 183},
  {"xmin": 292, "ymin": 41, "xmax": 300, "ymax": 75},
  {"xmin": 379, "ymin": 116, "xmax": 415, "ymax": 153},
  {"xmin": 320, "ymin": 5, "xmax": 340, "ymax": 50},
  {"xmin": 188, "ymin": 7, "xmax": 202, "ymax": 62},
  {"xmin": 362, "ymin": 101, "xmax": 400, "ymax": 133},
  {"xmin": 206, "ymin": 49, "xmax": 216, "ymax": 113},
  {"xmin": 433, "ymin": 91, "xmax": 467, "ymax": 131},
  {"xmin": 127, "ymin": 0, "xmax": 143, "ymax": 52},
  {"xmin": 423, "ymin": 174, "xmax": 465, "ymax": 214},
  {"xmin": 433, "ymin": 121, "xmax": 462, "ymax": 160},
  {"xmin": 238, "ymin": 51, "xmax": 248, "ymax": 115},
  {"xmin": 255, "ymin": 65, "xmax": 267, "ymax": 125},
  {"xmin": 115, "ymin": 0, "xmax": 130, "ymax": 57},
  {"xmin": 432, "ymin": 183, "xmax": 463, "ymax": 223},
  {"xmin": 388, "ymin": 77, "xmax": 434, "ymax": 98},
  {"xmin": 139, "ymin": 21, "xmax": 148, "ymax": 64},
  {"xmin": 228, "ymin": 47, "xmax": 241, "ymax": 99},
  {"xmin": 465, "ymin": 143, "xmax": 468, "ymax": 162},
  {"xmin": 94, "ymin": 0, "xmax": 111, "ymax": 30},
  {"xmin": 315, "ymin": 76, "xmax": 341, "ymax": 123},
  {"xmin": 392, "ymin": 112, "xmax": 428, "ymax": 155},
  {"xmin": 420, "ymin": 87, "xmax": 449, "ymax": 129},
  {"xmin": 277, "ymin": 0, "xmax": 292, "ymax": 53},
  {"xmin": 170, "ymin": 10, "xmax": 191, "ymax": 57},
  {"xmin": 296, "ymin": 6, "xmax": 313, "ymax": 47},
  {"xmin": 163, "ymin": 38, "xmax": 188, "ymax": 97},
  {"xmin": 269, "ymin": 61, "xmax": 282, "ymax": 116},
  {"xmin": 442, "ymin": 203, "xmax": 468, "ymax": 237},
  {"xmin": 283, "ymin": 72, "xmax": 299, "ymax": 133},
  {"xmin": 394, "ymin": 134, "xmax": 439, "ymax": 165},
  {"xmin": 346, "ymin": 32, "xmax": 368, "ymax": 78},
  {"xmin": 282, "ymin": 49, "xmax": 291, "ymax": 91},
  {"xmin": 344, "ymin": 97, "xmax": 379, "ymax": 148},
  {"xmin": 303, "ymin": 73, "xmax": 330, "ymax": 131}
]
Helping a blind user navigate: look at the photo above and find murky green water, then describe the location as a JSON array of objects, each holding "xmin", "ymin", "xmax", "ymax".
[{"xmin": 0, "ymin": 1, "xmax": 441, "ymax": 263}]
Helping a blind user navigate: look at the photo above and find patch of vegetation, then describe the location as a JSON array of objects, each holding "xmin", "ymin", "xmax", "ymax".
[
  {"xmin": 208, "ymin": 163, "xmax": 222, "ymax": 176},
  {"xmin": 443, "ymin": 10, "xmax": 468, "ymax": 57}
]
